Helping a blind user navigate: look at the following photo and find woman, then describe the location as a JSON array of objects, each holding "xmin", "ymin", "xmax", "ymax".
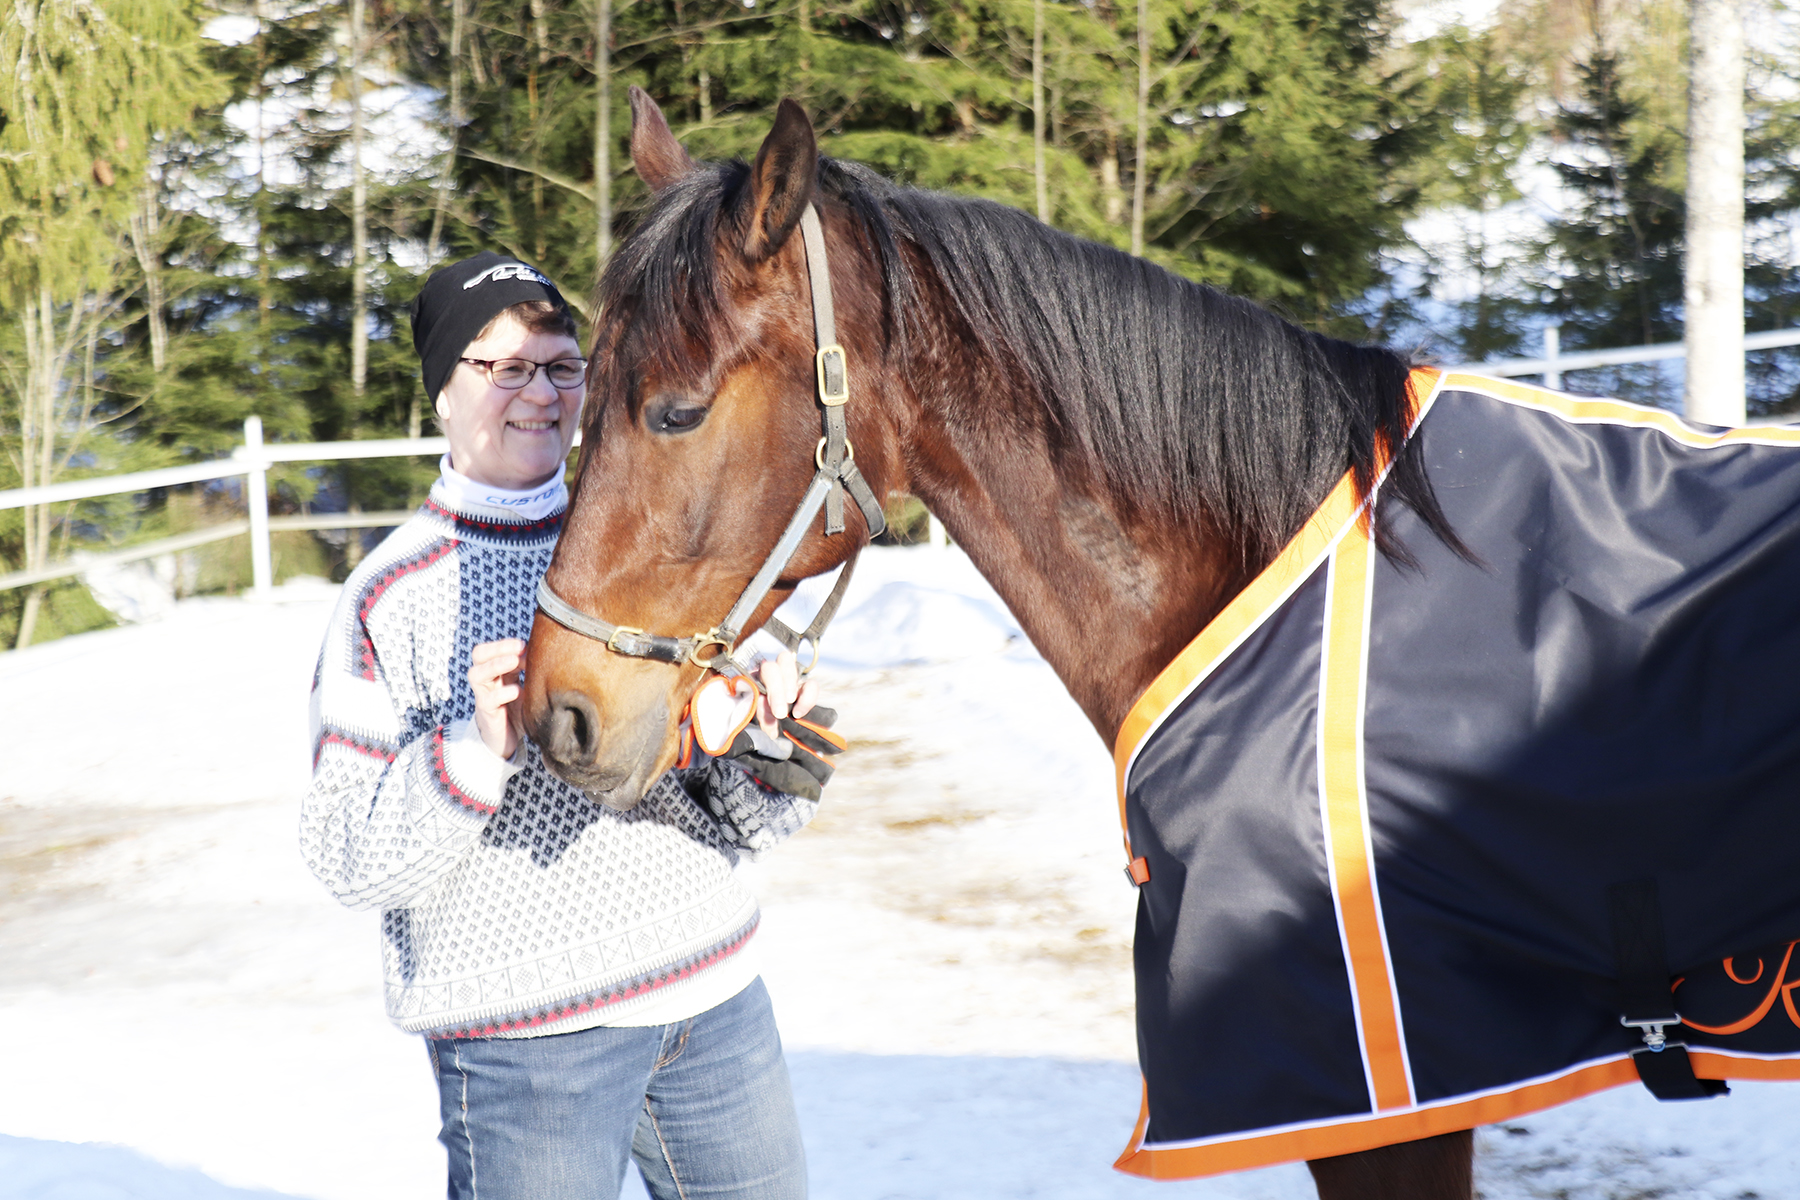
[{"xmin": 301, "ymin": 252, "xmax": 823, "ymax": 1200}]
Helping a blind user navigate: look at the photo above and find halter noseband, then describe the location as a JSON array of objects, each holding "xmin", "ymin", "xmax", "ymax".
[{"xmin": 535, "ymin": 204, "xmax": 888, "ymax": 677}]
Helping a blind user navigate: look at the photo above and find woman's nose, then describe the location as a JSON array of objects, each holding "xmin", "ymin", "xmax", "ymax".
[{"xmin": 519, "ymin": 369, "xmax": 560, "ymax": 404}]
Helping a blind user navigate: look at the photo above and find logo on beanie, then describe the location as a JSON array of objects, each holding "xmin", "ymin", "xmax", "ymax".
[{"xmin": 462, "ymin": 262, "xmax": 554, "ymax": 290}]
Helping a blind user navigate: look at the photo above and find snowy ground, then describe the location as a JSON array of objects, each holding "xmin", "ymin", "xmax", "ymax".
[{"xmin": 3, "ymin": 548, "xmax": 1799, "ymax": 1200}]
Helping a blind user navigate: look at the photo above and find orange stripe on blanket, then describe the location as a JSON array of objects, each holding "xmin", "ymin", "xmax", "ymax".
[
  {"xmin": 1112, "ymin": 367, "xmax": 1446, "ymax": 845},
  {"xmin": 1320, "ymin": 521, "xmax": 1411, "ymax": 1111},
  {"xmin": 1115, "ymin": 1054, "xmax": 1800, "ymax": 1180},
  {"xmin": 1437, "ymin": 373, "xmax": 1800, "ymax": 448}
]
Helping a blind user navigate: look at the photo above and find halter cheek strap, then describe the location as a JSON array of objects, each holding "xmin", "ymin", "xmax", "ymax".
[{"xmin": 536, "ymin": 203, "xmax": 887, "ymax": 676}]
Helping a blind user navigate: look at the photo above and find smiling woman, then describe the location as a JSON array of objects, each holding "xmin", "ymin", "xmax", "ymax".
[
  {"xmin": 300, "ymin": 249, "xmax": 840, "ymax": 1200},
  {"xmin": 435, "ymin": 299, "xmax": 585, "ymax": 491}
]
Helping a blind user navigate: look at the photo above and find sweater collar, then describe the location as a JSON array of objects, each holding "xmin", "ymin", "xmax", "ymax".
[{"xmin": 433, "ymin": 456, "xmax": 568, "ymax": 521}]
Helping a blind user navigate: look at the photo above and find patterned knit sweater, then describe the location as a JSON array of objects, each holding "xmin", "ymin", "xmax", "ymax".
[{"xmin": 300, "ymin": 477, "xmax": 812, "ymax": 1039}]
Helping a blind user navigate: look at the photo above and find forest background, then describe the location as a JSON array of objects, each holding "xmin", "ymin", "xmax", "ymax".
[{"xmin": 2, "ymin": 0, "xmax": 1798, "ymax": 647}]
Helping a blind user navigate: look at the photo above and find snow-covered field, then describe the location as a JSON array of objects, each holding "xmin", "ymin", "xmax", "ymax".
[{"xmin": 3, "ymin": 547, "xmax": 1799, "ymax": 1200}]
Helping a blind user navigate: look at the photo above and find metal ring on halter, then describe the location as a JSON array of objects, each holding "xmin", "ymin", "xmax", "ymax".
[
  {"xmin": 687, "ymin": 632, "xmax": 732, "ymax": 669},
  {"xmin": 815, "ymin": 437, "xmax": 854, "ymax": 470},
  {"xmin": 793, "ymin": 634, "xmax": 822, "ymax": 675}
]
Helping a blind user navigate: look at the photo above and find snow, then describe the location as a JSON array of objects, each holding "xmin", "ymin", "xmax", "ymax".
[
  {"xmin": 4, "ymin": 549, "xmax": 1800, "ymax": 1199},
  {"xmin": 79, "ymin": 556, "xmax": 184, "ymax": 625}
]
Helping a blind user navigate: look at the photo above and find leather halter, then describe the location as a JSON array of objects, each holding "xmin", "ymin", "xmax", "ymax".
[{"xmin": 535, "ymin": 204, "xmax": 887, "ymax": 676}]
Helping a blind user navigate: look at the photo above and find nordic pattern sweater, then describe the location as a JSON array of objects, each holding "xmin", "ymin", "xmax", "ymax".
[{"xmin": 300, "ymin": 480, "xmax": 803, "ymax": 1039}]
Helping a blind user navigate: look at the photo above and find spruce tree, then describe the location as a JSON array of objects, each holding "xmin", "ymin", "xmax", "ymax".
[
  {"xmin": 1542, "ymin": 50, "xmax": 1685, "ymax": 403},
  {"xmin": 1410, "ymin": 25, "xmax": 1534, "ymax": 362}
]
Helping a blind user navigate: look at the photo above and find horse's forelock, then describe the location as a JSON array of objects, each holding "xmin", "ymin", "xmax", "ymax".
[
  {"xmin": 591, "ymin": 155, "xmax": 912, "ymax": 409},
  {"xmin": 594, "ymin": 162, "xmax": 749, "ymax": 394}
]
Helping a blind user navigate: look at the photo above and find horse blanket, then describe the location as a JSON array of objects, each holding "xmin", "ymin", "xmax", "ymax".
[{"xmin": 1112, "ymin": 369, "xmax": 1800, "ymax": 1179}]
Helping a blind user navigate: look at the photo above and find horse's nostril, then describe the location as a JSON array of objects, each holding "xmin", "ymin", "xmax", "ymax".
[{"xmin": 545, "ymin": 690, "xmax": 603, "ymax": 767}]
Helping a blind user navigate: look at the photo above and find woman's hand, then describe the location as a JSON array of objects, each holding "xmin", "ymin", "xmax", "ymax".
[
  {"xmin": 469, "ymin": 638, "xmax": 526, "ymax": 760},
  {"xmin": 753, "ymin": 649, "xmax": 817, "ymax": 734}
]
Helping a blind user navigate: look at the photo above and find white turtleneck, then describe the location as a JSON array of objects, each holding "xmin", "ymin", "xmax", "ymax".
[{"xmin": 436, "ymin": 455, "xmax": 567, "ymax": 521}]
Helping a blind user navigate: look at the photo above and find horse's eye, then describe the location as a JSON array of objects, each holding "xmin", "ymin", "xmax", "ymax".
[{"xmin": 653, "ymin": 404, "xmax": 708, "ymax": 434}]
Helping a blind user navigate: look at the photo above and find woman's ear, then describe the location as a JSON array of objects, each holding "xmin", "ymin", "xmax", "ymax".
[{"xmin": 434, "ymin": 391, "xmax": 449, "ymax": 420}]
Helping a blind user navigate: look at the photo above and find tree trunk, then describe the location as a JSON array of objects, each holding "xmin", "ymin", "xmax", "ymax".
[
  {"xmin": 1033, "ymin": 0, "xmax": 1048, "ymax": 223},
  {"xmin": 428, "ymin": 0, "xmax": 465, "ymax": 262},
  {"xmin": 128, "ymin": 176, "xmax": 169, "ymax": 373},
  {"xmin": 1131, "ymin": 0, "xmax": 1150, "ymax": 256},
  {"xmin": 954, "ymin": 97, "xmax": 975, "ymax": 138},
  {"xmin": 1683, "ymin": 0, "xmax": 1745, "ymax": 426},
  {"xmin": 594, "ymin": 0, "xmax": 612, "ymax": 271},
  {"xmin": 350, "ymin": 0, "xmax": 368, "ymax": 400},
  {"xmin": 256, "ymin": 0, "xmax": 272, "ymax": 326},
  {"xmin": 1101, "ymin": 124, "xmax": 1124, "ymax": 225},
  {"xmin": 529, "ymin": 0, "xmax": 548, "ymax": 261},
  {"xmin": 14, "ymin": 284, "xmax": 82, "ymax": 650},
  {"xmin": 15, "ymin": 287, "xmax": 51, "ymax": 649},
  {"xmin": 345, "ymin": 500, "xmax": 365, "ymax": 570}
]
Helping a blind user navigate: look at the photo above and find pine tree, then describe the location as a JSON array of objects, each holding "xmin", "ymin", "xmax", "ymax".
[
  {"xmin": 1411, "ymin": 25, "xmax": 1534, "ymax": 362},
  {"xmin": 1542, "ymin": 50, "xmax": 1686, "ymax": 402},
  {"xmin": 393, "ymin": 1, "xmax": 1443, "ymax": 335},
  {"xmin": 1740, "ymin": 21, "xmax": 1800, "ymax": 417}
]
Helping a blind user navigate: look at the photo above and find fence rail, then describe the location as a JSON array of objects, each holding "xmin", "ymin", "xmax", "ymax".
[
  {"xmin": 5, "ymin": 325, "xmax": 1800, "ymax": 601},
  {"xmin": 0, "ymin": 511, "xmax": 416, "ymax": 594},
  {"xmin": 0, "ymin": 416, "xmax": 452, "ymax": 599},
  {"xmin": 1446, "ymin": 325, "xmax": 1800, "ymax": 389}
]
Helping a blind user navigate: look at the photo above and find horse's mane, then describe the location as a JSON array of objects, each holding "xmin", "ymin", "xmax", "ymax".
[{"xmin": 597, "ymin": 156, "xmax": 1458, "ymax": 570}]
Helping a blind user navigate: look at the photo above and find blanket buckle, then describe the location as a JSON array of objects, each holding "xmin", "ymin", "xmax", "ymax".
[
  {"xmin": 1620, "ymin": 1015, "xmax": 1671, "ymax": 1052},
  {"xmin": 1608, "ymin": 879, "xmax": 1729, "ymax": 1100}
]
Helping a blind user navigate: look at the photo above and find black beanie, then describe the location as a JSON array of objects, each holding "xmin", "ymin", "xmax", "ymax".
[{"xmin": 409, "ymin": 252, "xmax": 570, "ymax": 404}]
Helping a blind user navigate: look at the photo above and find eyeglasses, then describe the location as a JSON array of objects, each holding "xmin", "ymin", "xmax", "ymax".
[{"xmin": 460, "ymin": 356, "xmax": 588, "ymax": 390}]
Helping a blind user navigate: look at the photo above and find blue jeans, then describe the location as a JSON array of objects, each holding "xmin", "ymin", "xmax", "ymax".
[{"xmin": 427, "ymin": 978, "xmax": 806, "ymax": 1200}]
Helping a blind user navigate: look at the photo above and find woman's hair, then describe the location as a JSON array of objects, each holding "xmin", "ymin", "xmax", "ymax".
[{"xmin": 477, "ymin": 299, "xmax": 579, "ymax": 343}]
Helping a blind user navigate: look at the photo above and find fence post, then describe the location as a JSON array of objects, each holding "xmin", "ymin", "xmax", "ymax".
[
  {"xmin": 1543, "ymin": 324, "xmax": 1562, "ymax": 392},
  {"xmin": 244, "ymin": 415, "xmax": 273, "ymax": 599}
]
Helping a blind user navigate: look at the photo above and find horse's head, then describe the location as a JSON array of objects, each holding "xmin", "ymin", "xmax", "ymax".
[{"xmin": 522, "ymin": 91, "xmax": 899, "ymax": 809}]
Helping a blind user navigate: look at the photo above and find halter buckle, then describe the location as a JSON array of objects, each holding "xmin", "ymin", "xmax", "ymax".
[
  {"xmin": 815, "ymin": 345, "xmax": 849, "ymax": 406},
  {"xmin": 606, "ymin": 625, "xmax": 647, "ymax": 653}
]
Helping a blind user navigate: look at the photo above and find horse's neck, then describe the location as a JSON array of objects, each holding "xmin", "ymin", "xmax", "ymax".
[{"xmin": 900, "ymin": 386, "xmax": 1248, "ymax": 746}]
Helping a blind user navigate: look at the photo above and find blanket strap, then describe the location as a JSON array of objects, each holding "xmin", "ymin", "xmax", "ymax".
[{"xmin": 1608, "ymin": 879, "xmax": 1730, "ymax": 1101}]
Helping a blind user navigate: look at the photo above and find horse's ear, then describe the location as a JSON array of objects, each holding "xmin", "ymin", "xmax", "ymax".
[
  {"xmin": 629, "ymin": 87, "xmax": 696, "ymax": 193},
  {"xmin": 741, "ymin": 99, "xmax": 818, "ymax": 263}
]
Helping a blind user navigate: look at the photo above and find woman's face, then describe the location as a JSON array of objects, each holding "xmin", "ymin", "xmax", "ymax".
[{"xmin": 436, "ymin": 312, "xmax": 584, "ymax": 490}]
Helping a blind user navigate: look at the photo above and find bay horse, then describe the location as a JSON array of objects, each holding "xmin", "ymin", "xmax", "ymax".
[{"xmin": 521, "ymin": 91, "xmax": 1800, "ymax": 1197}]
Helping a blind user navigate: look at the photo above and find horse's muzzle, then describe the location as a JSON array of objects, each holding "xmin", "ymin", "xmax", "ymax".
[
  {"xmin": 542, "ymin": 689, "xmax": 602, "ymax": 767},
  {"xmin": 535, "ymin": 689, "xmax": 660, "ymax": 810}
]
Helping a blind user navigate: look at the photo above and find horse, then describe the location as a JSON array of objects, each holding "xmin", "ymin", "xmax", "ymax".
[{"xmin": 520, "ymin": 90, "xmax": 1800, "ymax": 1198}]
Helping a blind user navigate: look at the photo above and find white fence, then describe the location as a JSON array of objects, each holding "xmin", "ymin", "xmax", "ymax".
[
  {"xmin": 1447, "ymin": 323, "xmax": 1800, "ymax": 391},
  {"xmin": 0, "ymin": 417, "xmax": 455, "ymax": 598},
  {"xmin": 4, "ymin": 325, "xmax": 1800, "ymax": 600}
]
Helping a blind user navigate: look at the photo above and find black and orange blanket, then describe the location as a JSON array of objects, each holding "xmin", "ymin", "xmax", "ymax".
[{"xmin": 1112, "ymin": 370, "xmax": 1800, "ymax": 1179}]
